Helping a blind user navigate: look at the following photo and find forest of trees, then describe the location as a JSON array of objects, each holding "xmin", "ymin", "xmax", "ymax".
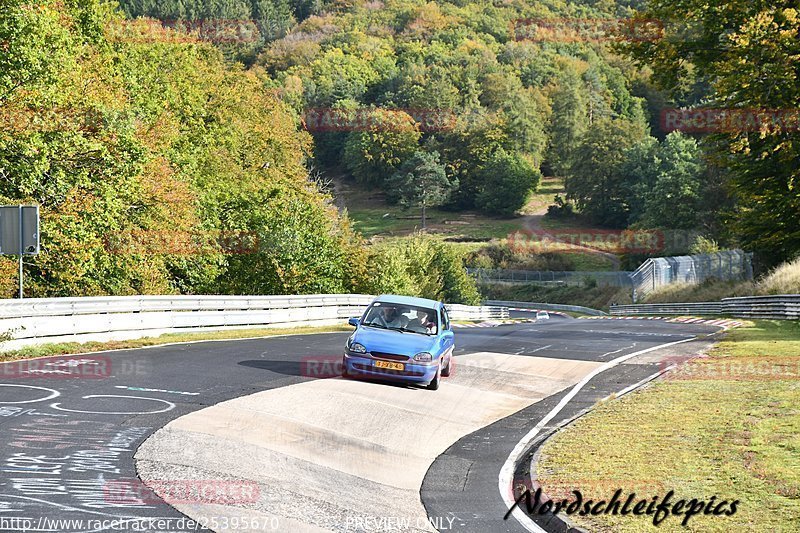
[
  {"xmin": 116, "ymin": 0, "xmax": 661, "ymax": 218},
  {"xmin": 0, "ymin": 0, "xmax": 361, "ymax": 297},
  {"xmin": 1, "ymin": 0, "xmax": 797, "ymax": 300},
  {"xmin": 256, "ymin": 0, "xmax": 795, "ymax": 267},
  {"xmin": 0, "ymin": 0, "xmax": 478, "ymax": 302},
  {"xmin": 258, "ymin": 0, "xmax": 646, "ymax": 218}
]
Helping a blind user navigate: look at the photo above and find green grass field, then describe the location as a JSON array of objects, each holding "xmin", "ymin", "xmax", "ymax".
[
  {"xmin": 347, "ymin": 205, "xmax": 522, "ymax": 241},
  {"xmin": 339, "ymin": 174, "xmax": 624, "ymax": 274},
  {"xmin": 535, "ymin": 320, "xmax": 800, "ymax": 532}
]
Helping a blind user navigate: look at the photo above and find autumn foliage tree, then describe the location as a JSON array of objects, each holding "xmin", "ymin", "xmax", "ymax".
[
  {"xmin": 0, "ymin": 0, "xmax": 367, "ymax": 297},
  {"xmin": 622, "ymin": 2, "xmax": 800, "ymax": 265}
]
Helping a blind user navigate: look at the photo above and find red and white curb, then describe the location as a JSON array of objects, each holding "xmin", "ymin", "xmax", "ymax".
[
  {"xmin": 507, "ymin": 308, "xmax": 570, "ymax": 318},
  {"xmin": 453, "ymin": 321, "xmax": 504, "ymax": 328}
]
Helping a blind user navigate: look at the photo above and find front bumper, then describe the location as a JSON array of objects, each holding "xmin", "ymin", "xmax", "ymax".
[{"xmin": 343, "ymin": 353, "xmax": 438, "ymax": 384}]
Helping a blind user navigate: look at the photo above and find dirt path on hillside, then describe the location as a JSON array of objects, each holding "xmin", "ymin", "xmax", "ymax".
[{"xmin": 520, "ymin": 178, "xmax": 622, "ymax": 270}]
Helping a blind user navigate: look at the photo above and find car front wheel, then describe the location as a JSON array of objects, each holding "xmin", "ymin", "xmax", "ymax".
[
  {"xmin": 441, "ymin": 355, "xmax": 453, "ymax": 377},
  {"xmin": 427, "ymin": 363, "xmax": 441, "ymax": 391}
]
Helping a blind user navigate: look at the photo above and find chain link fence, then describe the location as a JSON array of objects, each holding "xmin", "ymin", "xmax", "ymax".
[
  {"xmin": 470, "ymin": 250, "xmax": 754, "ymax": 302},
  {"xmin": 630, "ymin": 250, "xmax": 753, "ymax": 302}
]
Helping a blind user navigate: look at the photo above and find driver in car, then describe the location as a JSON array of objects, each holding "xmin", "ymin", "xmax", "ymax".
[{"xmin": 374, "ymin": 306, "xmax": 406, "ymax": 328}]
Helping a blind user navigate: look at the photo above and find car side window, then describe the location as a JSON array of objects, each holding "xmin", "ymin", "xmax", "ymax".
[{"xmin": 441, "ymin": 308, "xmax": 450, "ymax": 331}]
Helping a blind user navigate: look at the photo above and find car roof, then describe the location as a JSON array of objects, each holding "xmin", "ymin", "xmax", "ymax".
[{"xmin": 373, "ymin": 294, "xmax": 442, "ymax": 309}]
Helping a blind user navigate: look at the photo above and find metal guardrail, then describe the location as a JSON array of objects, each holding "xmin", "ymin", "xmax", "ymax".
[
  {"xmin": 721, "ymin": 295, "xmax": 800, "ymax": 320},
  {"xmin": 484, "ymin": 300, "xmax": 606, "ymax": 316},
  {"xmin": 611, "ymin": 295, "xmax": 800, "ymax": 320},
  {"xmin": 0, "ymin": 294, "xmax": 373, "ymax": 319},
  {"xmin": 447, "ymin": 303, "xmax": 508, "ymax": 320},
  {"xmin": 0, "ymin": 295, "xmax": 508, "ymax": 350},
  {"xmin": 610, "ymin": 302, "xmax": 722, "ymax": 316},
  {"xmin": 470, "ymin": 268, "xmax": 633, "ymax": 287}
]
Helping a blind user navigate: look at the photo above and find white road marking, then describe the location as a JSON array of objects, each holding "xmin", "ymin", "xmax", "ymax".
[
  {"xmin": 114, "ymin": 385, "xmax": 199, "ymax": 396},
  {"xmin": 598, "ymin": 345, "xmax": 634, "ymax": 359},
  {"xmin": 50, "ymin": 395, "xmax": 175, "ymax": 415},
  {"xmin": 0, "ymin": 384, "xmax": 60, "ymax": 404},
  {"xmin": 498, "ymin": 336, "xmax": 699, "ymax": 533}
]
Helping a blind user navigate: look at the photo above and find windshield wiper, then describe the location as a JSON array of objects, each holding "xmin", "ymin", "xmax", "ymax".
[
  {"xmin": 395, "ymin": 327, "xmax": 430, "ymax": 335},
  {"xmin": 363, "ymin": 322, "xmax": 388, "ymax": 330}
]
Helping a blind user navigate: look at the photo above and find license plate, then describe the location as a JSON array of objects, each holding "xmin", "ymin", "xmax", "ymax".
[{"xmin": 374, "ymin": 360, "xmax": 404, "ymax": 371}]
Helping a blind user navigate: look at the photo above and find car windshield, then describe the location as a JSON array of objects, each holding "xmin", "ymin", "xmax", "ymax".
[{"xmin": 362, "ymin": 303, "xmax": 438, "ymax": 335}]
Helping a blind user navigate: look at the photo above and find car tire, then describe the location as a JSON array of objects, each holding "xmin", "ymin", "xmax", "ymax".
[
  {"xmin": 427, "ymin": 363, "xmax": 441, "ymax": 391},
  {"xmin": 442, "ymin": 355, "xmax": 453, "ymax": 377}
]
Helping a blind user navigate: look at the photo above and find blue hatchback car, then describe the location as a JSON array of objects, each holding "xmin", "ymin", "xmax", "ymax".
[{"xmin": 342, "ymin": 295, "xmax": 455, "ymax": 390}]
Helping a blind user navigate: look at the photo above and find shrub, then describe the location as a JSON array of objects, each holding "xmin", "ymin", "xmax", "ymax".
[
  {"xmin": 689, "ymin": 236, "xmax": 720, "ymax": 255},
  {"xmin": 366, "ymin": 234, "xmax": 480, "ymax": 304},
  {"xmin": 756, "ymin": 257, "xmax": 800, "ymax": 295},
  {"xmin": 475, "ymin": 150, "xmax": 541, "ymax": 216},
  {"xmin": 547, "ymin": 195, "xmax": 574, "ymax": 218},
  {"xmin": 465, "ymin": 244, "xmax": 575, "ymax": 271}
]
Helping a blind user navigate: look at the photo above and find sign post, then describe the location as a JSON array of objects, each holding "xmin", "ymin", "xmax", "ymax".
[{"xmin": 0, "ymin": 205, "xmax": 40, "ymax": 298}]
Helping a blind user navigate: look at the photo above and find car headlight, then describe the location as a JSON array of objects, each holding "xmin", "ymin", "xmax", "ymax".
[
  {"xmin": 350, "ymin": 342, "xmax": 367, "ymax": 354},
  {"xmin": 413, "ymin": 352, "xmax": 432, "ymax": 362}
]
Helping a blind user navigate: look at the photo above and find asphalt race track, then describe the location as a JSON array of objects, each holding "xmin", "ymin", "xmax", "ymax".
[{"xmin": 0, "ymin": 315, "xmax": 721, "ymax": 532}]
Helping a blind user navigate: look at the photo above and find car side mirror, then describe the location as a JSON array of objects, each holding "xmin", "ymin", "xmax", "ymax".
[{"xmin": 348, "ymin": 317, "xmax": 360, "ymax": 327}]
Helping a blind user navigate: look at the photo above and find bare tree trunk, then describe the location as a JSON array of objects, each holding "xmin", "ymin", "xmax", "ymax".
[{"xmin": 421, "ymin": 202, "xmax": 427, "ymax": 230}]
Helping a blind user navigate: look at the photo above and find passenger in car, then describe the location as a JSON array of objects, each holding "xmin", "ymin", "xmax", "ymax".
[{"xmin": 409, "ymin": 311, "xmax": 435, "ymax": 334}]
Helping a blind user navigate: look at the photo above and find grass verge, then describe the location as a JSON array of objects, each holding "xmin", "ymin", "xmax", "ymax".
[
  {"xmin": 0, "ymin": 324, "xmax": 352, "ymax": 363},
  {"xmin": 535, "ymin": 319, "xmax": 800, "ymax": 531}
]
